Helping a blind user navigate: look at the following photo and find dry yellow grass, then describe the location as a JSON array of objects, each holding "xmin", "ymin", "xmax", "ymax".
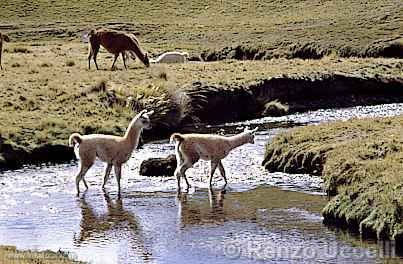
[
  {"xmin": 0, "ymin": 41, "xmax": 402, "ymax": 156},
  {"xmin": 1, "ymin": 0, "xmax": 402, "ymax": 58}
]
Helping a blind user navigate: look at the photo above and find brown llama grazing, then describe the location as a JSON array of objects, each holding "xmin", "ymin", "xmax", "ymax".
[
  {"xmin": 88, "ymin": 29, "xmax": 150, "ymax": 70},
  {"xmin": 0, "ymin": 33, "xmax": 10, "ymax": 70}
]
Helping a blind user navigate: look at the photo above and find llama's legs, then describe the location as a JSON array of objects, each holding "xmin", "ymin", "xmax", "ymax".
[
  {"xmin": 111, "ymin": 54, "xmax": 119, "ymax": 70},
  {"xmin": 88, "ymin": 48, "xmax": 92, "ymax": 70},
  {"xmin": 102, "ymin": 164, "xmax": 113, "ymax": 189},
  {"xmin": 174, "ymin": 163, "xmax": 184, "ymax": 190},
  {"xmin": 93, "ymin": 48, "xmax": 99, "ymax": 70},
  {"xmin": 88, "ymin": 42, "xmax": 100, "ymax": 70},
  {"xmin": 82, "ymin": 177, "xmax": 89, "ymax": 190},
  {"xmin": 183, "ymin": 170, "xmax": 191, "ymax": 189},
  {"xmin": 174, "ymin": 150, "xmax": 184, "ymax": 189},
  {"xmin": 121, "ymin": 52, "xmax": 127, "ymax": 69},
  {"xmin": 174, "ymin": 166, "xmax": 181, "ymax": 190},
  {"xmin": 175, "ymin": 161, "xmax": 193, "ymax": 190},
  {"xmin": 218, "ymin": 161, "xmax": 227, "ymax": 187},
  {"xmin": 114, "ymin": 164, "xmax": 122, "ymax": 194},
  {"xmin": 0, "ymin": 46, "xmax": 2, "ymax": 70},
  {"xmin": 75, "ymin": 162, "xmax": 93, "ymax": 195},
  {"xmin": 209, "ymin": 160, "xmax": 219, "ymax": 188}
]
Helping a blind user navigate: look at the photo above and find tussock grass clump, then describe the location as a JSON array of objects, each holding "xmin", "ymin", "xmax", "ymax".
[
  {"xmin": 90, "ymin": 79, "xmax": 107, "ymax": 93},
  {"xmin": 158, "ymin": 71, "xmax": 168, "ymax": 81},
  {"xmin": 28, "ymin": 69, "xmax": 39, "ymax": 74},
  {"xmin": 363, "ymin": 41, "xmax": 403, "ymax": 59},
  {"xmin": 39, "ymin": 62, "xmax": 52, "ymax": 67},
  {"xmin": 262, "ymin": 100, "xmax": 289, "ymax": 117},
  {"xmin": 11, "ymin": 47, "xmax": 31, "ymax": 53},
  {"xmin": 263, "ymin": 115, "xmax": 403, "ymax": 241},
  {"xmin": 66, "ymin": 60, "xmax": 75, "ymax": 67},
  {"xmin": 202, "ymin": 40, "xmax": 403, "ymax": 61}
]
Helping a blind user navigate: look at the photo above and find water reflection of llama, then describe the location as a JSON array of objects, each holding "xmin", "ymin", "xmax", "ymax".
[
  {"xmin": 75, "ymin": 192, "xmax": 152, "ymax": 262},
  {"xmin": 176, "ymin": 189, "xmax": 227, "ymax": 227}
]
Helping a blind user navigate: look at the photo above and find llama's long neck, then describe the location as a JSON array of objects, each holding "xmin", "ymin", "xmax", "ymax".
[
  {"xmin": 226, "ymin": 132, "xmax": 250, "ymax": 150},
  {"xmin": 123, "ymin": 119, "xmax": 142, "ymax": 150},
  {"xmin": 128, "ymin": 36, "xmax": 148, "ymax": 65}
]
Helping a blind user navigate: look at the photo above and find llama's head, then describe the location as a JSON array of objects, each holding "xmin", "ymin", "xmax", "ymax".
[
  {"xmin": 143, "ymin": 53, "xmax": 150, "ymax": 67},
  {"xmin": 243, "ymin": 127, "xmax": 258, "ymax": 144},
  {"xmin": 137, "ymin": 110, "xmax": 154, "ymax": 129}
]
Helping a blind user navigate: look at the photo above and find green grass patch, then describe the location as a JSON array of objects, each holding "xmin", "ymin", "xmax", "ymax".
[{"xmin": 263, "ymin": 115, "xmax": 403, "ymax": 241}]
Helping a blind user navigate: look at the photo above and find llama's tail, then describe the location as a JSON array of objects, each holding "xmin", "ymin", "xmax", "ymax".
[
  {"xmin": 171, "ymin": 133, "xmax": 185, "ymax": 164},
  {"xmin": 170, "ymin": 133, "xmax": 185, "ymax": 144},
  {"xmin": 69, "ymin": 133, "xmax": 83, "ymax": 147}
]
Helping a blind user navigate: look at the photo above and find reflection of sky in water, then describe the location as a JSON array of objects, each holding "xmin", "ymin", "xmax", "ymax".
[
  {"xmin": 224, "ymin": 102, "xmax": 403, "ymax": 126},
  {"xmin": 1, "ymin": 103, "xmax": 403, "ymax": 263}
]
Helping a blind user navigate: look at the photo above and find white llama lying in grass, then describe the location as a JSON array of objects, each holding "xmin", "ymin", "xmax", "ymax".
[
  {"xmin": 170, "ymin": 127, "xmax": 258, "ymax": 190},
  {"xmin": 150, "ymin": 51, "xmax": 189, "ymax": 64},
  {"xmin": 69, "ymin": 110, "xmax": 154, "ymax": 195}
]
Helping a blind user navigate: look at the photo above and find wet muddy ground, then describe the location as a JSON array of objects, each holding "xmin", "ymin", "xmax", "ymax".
[{"xmin": 1, "ymin": 103, "xmax": 403, "ymax": 263}]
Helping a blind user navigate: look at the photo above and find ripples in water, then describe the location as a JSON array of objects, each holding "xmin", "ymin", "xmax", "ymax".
[{"xmin": 1, "ymin": 103, "xmax": 403, "ymax": 263}]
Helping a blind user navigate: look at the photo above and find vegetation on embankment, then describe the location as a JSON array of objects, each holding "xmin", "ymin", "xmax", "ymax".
[
  {"xmin": 0, "ymin": 0, "xmax": 402, "ymax": 60},
  {"xmin": 262, "ymin": 115, "xmax": 403, "ymax": 242},
  {"xmin": 0, "ymin": 40, "xmax": 402, "ymax": 169},
  {"xmin": 0, "ymin": 245, "xmax": 84, "ymax": 264}
]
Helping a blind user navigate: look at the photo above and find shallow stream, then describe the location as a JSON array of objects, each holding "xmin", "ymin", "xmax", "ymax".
[{"xmin": 1, "ymin": 103, "xmax": 403, "ymax": 263}]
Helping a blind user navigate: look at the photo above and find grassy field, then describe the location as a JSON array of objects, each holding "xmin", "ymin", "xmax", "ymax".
[
  {"xmin": 0, "ymin": 0, "xmax": 402, "ymax": 161},
  {"xmin": 0, "ymin": 246, "xmax": 84, "ymax": 264},
  {"xmin": 0, "ymin": 0, "xmax": 402, "ymax": 57},
  {"xmin": 0, "ymin": 40, "xmax": 402, "ymax": 164},
  {"xmin": 263, "ymin": 116, "xmax": 403, "ymax": 241}
]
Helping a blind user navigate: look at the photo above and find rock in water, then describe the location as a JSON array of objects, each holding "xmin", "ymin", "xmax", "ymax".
[{"xmin": 139, "ymin": 154, "xmax": 177, "ymax": 176}]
